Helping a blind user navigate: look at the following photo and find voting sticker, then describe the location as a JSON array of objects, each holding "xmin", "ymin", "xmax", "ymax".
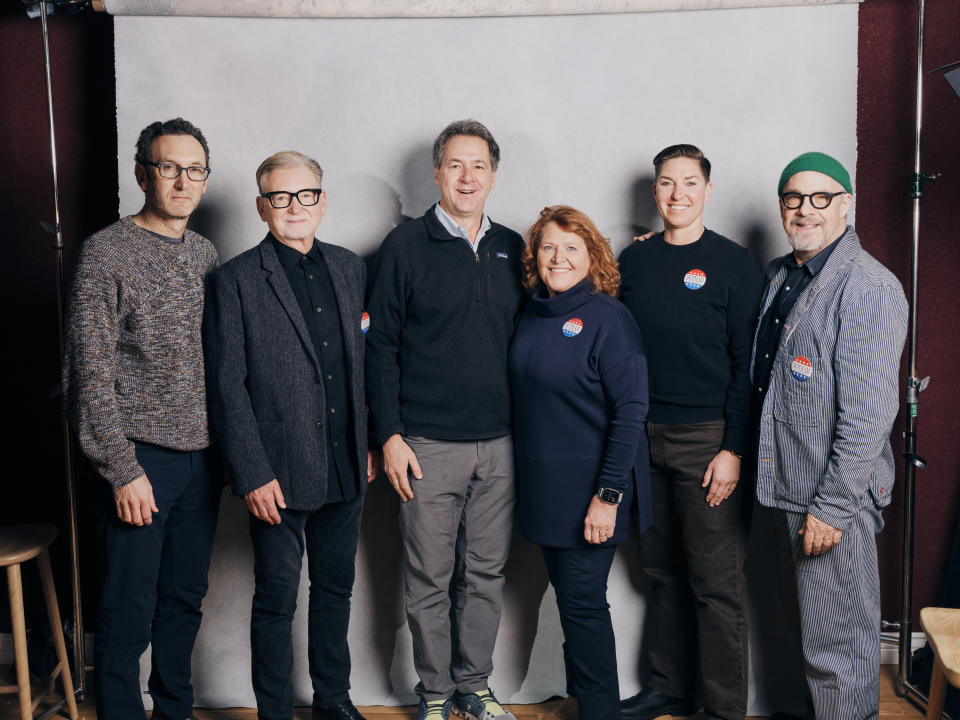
[
  {"xmin": 562, "ymin": 318, "xmax": 583, "ymax": 338},
  {"xmin": 684, "ymin": 268, "xmax": 707, "ymax": 290},
  {"xmin": 791, "ymin": 355, "xmax": 813, "ymax": 382},
  {"xmin": 361, "ymin": 311, "xmax": 371, "ymax": 334}
]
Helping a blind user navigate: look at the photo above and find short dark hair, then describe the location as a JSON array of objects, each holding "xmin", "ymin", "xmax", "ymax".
[
  {"xmin": 653, "ymin": 144, "xmax": 710, "ymax": 181},
  {"xmin": 134, "ymin": 117, "xmax": 210, "ymax": 167},
  {"xmin": 432, "ymin": 119, "xmax": 500, "ymax": 171}
]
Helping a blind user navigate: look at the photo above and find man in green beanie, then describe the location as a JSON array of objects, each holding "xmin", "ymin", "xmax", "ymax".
[{"xmin": 750, "ymin": 151, "xmax": 908, "ymax": 719}]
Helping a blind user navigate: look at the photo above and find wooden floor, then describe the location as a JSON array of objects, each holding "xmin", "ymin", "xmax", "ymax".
[{"xmin": 0, "ymin": 665, "xmax": 929, "ymax": 719}]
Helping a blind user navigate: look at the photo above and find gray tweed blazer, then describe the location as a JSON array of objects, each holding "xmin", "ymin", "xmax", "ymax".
[{"xmin": 204, "ymin": 235, "xmax": 368, "ymax": 510}]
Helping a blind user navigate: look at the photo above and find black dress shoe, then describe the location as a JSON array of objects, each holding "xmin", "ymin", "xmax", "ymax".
[
  {"xmin": 313, "ymin": 700, "xmax": 367, "ymax": 720},
  {"xmin": 620, "ymin": 686, "xmax": 697, "ymax": 720}
]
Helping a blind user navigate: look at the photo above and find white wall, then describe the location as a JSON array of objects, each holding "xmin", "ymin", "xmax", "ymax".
[{"xmin": 113, "ymin": 5, "xmax": 859, "ymax": 713}]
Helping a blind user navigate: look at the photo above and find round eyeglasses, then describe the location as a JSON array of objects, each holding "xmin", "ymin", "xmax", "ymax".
[
  {"xmin": 260, "ymin": 188, "xmax": 322, "ymax": 209},
  {"xmin": 779, "ymin": 191, "xmax": 847, "ymax": 210},
  {"xmin": 143, "ymin": 161, "xmax": 210, "ymax": 182}
]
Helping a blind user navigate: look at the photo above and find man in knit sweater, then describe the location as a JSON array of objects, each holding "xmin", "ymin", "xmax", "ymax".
[
  {"xmin": 365, "ymin": 120, "xmax": 524, "ymax": 720},
  {"xmin": 63, "ymin": 118, "xmax": 220, "ymax": 720}
]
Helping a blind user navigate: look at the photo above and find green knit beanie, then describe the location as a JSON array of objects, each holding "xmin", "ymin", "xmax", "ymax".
[{"xmin": 778, "ymin": 152, "xmax": 852, "ymax": 194}]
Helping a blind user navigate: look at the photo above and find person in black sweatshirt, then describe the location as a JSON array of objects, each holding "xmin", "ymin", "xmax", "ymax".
[
  {"xmin": 364, "ymin": 120, "xmax": 524, "ymax": 720},
  {"xmin": 617, "ymin": 145, "xmax": 763, "ymax": 720}
]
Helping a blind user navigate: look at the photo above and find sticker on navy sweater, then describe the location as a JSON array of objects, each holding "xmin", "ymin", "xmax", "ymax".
[
  {"xmin": 683, "ymin": 268, "xmax": 706, "ymax": 290},
  {"xmin": 562, "ymin": 318, "xmax": 583, "ymax": 337},
  {"xmin": 791, "ymin": 356, "xmax": 812, "ymax": 381},
  {"xmin": 496, "ymin": 252, "xmax": 509, "ymax": 259},
  {"xmin": 361, "ymin": 311, "xmax": 371, "ymax": 334}
]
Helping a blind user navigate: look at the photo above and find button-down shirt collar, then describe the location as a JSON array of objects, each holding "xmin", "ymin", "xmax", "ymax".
[
  {"xmin": 434, "ymin": 203, "xmax": 491, "ymax": 253},
  {"xmin": 272, "ymin": 234, "xmax": 321, "ymax": 268},
  {"xmin": 788, "ymin": 233, "xmax": 840, "ymax": 277}
]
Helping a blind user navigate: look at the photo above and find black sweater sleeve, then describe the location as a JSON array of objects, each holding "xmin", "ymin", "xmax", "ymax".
[
  {"xmin": 364, "ymin": 230, "xmax": 409, "ymax": 447},
  {"xmin": 721, "ymin": 255, "xmax": 764, "ymax": 456}
]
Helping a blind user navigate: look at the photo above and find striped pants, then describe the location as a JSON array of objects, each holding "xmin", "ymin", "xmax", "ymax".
[{"xmin": 774, "ymin": 505, "xmax": 884, "ymax": 720}]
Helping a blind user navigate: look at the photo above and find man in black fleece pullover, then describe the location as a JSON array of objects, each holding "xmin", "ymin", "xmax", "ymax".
[{"xmin": 365, "ymin": 120, "xmax": 524, "ymax": 720}]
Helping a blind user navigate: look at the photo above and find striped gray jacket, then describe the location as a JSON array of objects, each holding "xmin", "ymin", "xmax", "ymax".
[{"xmin": 752, "ymin": 226, "xmax": 908, "ymax": 530}]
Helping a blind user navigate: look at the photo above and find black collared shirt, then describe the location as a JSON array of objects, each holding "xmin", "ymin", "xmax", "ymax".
[
  {"xmin": 272, "ymin": 236, "xmax": 358, "ymax": 504},
  {"xmin": 751, "ymin": 236, "xmax": 842, "ymax": 420}
]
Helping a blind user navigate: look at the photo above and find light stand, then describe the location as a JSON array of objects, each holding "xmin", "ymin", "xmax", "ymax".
[
  {"xmin": 892, "ymin": 2, "xmax": 960, "ymax": 717},
  {"xmin": 24, "ymin": 0, "xmax": 99, "ymax": 701}
]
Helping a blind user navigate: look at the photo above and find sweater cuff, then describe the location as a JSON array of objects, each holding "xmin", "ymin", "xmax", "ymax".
[
  {"xmin": 99, "ymin": 453, "xmax": 147, "ymax": 491},
  {"xmin": 375, "ymin": 423, "xmax": 405, "ymax": 449},
  {"xmin": 720, "ymin": 422, "xmax": 750, "ymax": 458}
]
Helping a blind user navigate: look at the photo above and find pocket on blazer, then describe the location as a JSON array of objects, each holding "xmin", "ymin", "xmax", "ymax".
[{"xmin": 773, "ymin": 353, "xmax": 823, "ymax": 427}]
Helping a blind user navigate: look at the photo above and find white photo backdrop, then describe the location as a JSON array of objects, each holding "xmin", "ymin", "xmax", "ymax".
[{"xmin": 112, "ymin": 4, "xmax": 858, "ymax": 713}]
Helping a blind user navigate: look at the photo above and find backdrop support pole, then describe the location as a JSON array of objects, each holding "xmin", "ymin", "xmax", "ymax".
[{"xmin": 38, "ymin": 2, "xmax": 86, "ymax": 699}]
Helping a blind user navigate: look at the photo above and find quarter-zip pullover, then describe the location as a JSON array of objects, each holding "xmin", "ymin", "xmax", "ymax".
[{"xmin": 365, "ymin": 204, "xmax": 525, "ymax": 446}]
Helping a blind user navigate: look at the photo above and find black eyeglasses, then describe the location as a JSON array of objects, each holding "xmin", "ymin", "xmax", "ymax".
[
  {"xmin": 260, "ymin": 188, "xmax": 322, "ymax": 209},
  {"xmin": 143, "ymin": 161, "xmax": 211, "ymax": 182},
  {"xmin": 779, "ymin": 191, "xmax": 847, "ymax": 210}
]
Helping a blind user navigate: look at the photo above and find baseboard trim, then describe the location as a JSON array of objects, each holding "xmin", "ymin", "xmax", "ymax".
[{"xmin": 0, "ymin": 631, "xmax": 927, "ymax": 666}]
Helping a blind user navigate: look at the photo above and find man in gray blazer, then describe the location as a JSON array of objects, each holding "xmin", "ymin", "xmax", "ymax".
[
  {"xmin": 205, "ymin": 151, "xmax": 376, "ymax": 720},
  {"xmin": 751, "ymin": 152, "xmax": 908, "ymax": 720}
]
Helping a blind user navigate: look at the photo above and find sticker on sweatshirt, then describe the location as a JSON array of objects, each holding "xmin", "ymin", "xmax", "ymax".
[
  {"xmin": 683, "ymin": 268, "xmax": 707, "ymax": 290},
  {"xmin": 791, "ymin": 356, "xmax": 813, "ymax": 382},
  {"xmin": 562, "ymin": 318, "xmax": 583, "ymax": 338},
  {"xmin": 360, "ymin": 311, "xmax": 371, "ymax": 335}
]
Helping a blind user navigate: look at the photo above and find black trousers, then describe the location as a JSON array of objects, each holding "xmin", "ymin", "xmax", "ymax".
[
  {"xmin": 94, "ymin": 442, "xmax": 221, "ymax": 720},
  {"xmin": 541, "ymin": 544, "xmax": 618, "ymax": 720},
  {"xmin": 249, "ymin": 495, "xmax": 363, "ymax": 720},
  {"xmin": 637, "ymin": 421, "xmax": 747, "ymax": 720}
]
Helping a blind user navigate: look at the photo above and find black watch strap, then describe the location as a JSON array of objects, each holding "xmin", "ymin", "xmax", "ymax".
[{"xmin": 596, "ymin": 487, "xmax": 623, "ymax": 505}]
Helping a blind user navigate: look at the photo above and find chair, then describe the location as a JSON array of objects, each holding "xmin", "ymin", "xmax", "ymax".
[
  {"xmin": 0, "ymin": 524, "xmax": 79, "ymax": 720},
  {"xmin": 920, "ymin": 606, "xmax": 960, "ymax": 720}
]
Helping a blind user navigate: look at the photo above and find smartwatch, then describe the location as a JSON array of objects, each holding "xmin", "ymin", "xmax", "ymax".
[{"xmin": 596, "ymin": 487, "xmax": 623, "ymax": 505}]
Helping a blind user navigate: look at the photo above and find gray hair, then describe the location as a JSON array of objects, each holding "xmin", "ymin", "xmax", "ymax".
[
  {"xmin": 432, "ymin": 119, "xmax": 500, "ymax": 171},
  {"xmin": 256, "ymin": 151, "xmax": 323, "ymax": 192}
]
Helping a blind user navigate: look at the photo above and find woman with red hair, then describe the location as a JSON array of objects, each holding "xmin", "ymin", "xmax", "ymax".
[{"xmin": 509, "ymin": 205, "xmax": 651, "ymax": 720}]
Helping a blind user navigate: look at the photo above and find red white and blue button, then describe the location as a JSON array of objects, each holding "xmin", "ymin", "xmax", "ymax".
[
  {"xmin": 562, "ymin": 318, "xmax": 583, "ymax": 338},
  {"xmin": 360, "ymin": 311, "xmax": 371, "ymax": 335},
  {"xmin": 683, "ymin": 268, "xmax": 707, "ymax": 290},
  {"xmin": 791, "ymin": 355, "xmax": 813, "ymax": 382}
]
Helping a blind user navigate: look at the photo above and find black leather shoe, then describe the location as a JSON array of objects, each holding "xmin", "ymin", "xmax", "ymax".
[
  {"xmin": 313, "ymin": 700, "xmax": 367, "ymax": 720},
  {"xmin": 620, "ymin": 687, "xmax": 697, "ymax": 720}
]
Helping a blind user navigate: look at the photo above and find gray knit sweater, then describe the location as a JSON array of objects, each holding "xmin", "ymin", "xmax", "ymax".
[{"xmin": 63, "ymin": 216, "xmax": 218, "ymax": 489}]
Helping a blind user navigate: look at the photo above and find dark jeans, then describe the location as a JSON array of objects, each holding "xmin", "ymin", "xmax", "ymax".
[
  {"xmin": 95, "ymin": 442, "xmax": 222, "ymax": 720},
  {"xmin": 638, "ymin": 421, "xmax": 747, "ymax": 720},
  {"xmin": 249, "ymin": 495, "xmax": 363, "ymax": 720},
  {"xmin": 542, "ymin": 545, "xmax": 618, "ymax": 720}
]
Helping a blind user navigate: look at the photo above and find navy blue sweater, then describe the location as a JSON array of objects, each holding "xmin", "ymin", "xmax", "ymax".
[
  {"xmin": 365, "ymin": 206, "xmax": 525, "ymax": 446},
  {"xmin": 509, "ymin": 280, "xmax": 652, "ymax": 548},
  {"xmin": 618, "ymin": 229, "xmax": 763, "ymax": 456}
]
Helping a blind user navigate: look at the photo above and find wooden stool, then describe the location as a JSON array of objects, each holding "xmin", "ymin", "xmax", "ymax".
[
  {"xmin": 920, "ymin": 606, "xmax": 960, "ymax": 720},
  {"xmin": 0, "ymin": 525, "xmax": 78, "ymax": 720}
]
